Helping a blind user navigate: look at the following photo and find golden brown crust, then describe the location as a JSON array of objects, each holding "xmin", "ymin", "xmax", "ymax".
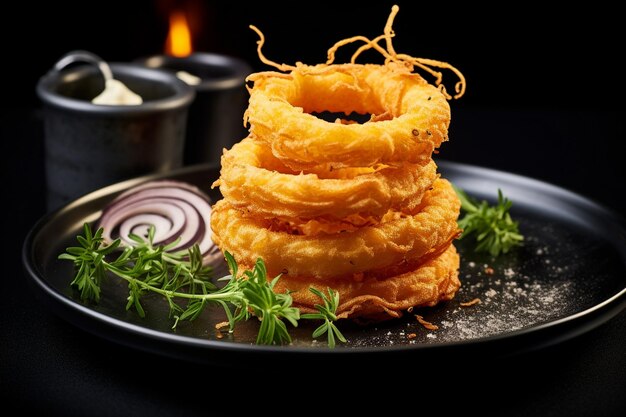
[
  {"xmin": 218, "ymin": 136, "xmax": 438, "ymax": 220},
  {"xmin": 245, "ymin": 63, "xmax": 450, "ymax": 170},
  {"xmin": 271, "ymin": 245, "xmax": 460, "ymax": 319},
  {"xmin": 211, "ymin": 179, "xmax": 461, "ymax": 280}
]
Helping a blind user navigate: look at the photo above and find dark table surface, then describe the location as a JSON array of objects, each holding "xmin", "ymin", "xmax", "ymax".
[{"xmin": 1, "ymin": 106, "xmax": 625, "ymax": 416}]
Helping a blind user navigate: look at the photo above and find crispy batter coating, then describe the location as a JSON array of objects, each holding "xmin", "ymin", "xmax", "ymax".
[
  {"xmin": 246, "ymin": 63, "xmax": 450, "ymax": 171},
  {"xmin": 272, "ymin": 245, "xmax": 460, "ymax": 319},
  {"xmin": 211, "ymin": 179, "xmax": 460, "ymax": 280},
  {"xmin": 216, "ymin": 136, "xmax": 438, "ymax": 220}
]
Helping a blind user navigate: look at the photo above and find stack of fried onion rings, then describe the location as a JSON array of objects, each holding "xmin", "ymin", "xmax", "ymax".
[{"xmin": 211, "ymin": 5, "xmax": 464, "ymax": 320}]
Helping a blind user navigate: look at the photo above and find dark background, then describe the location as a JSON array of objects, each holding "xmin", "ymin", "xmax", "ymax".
[
  {"xmin": 1, "ymin": 1, "xmax": 625, "ymax": 416},
  {"xmin": 5, "ymin": 1, "xmax": 626, "ymax": 111},
  {"xmin": 3, "ymin": 0, "xmax": 625, "ymax": 211}
]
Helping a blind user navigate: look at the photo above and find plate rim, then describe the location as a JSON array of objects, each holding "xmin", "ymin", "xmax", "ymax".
[{"xmin": 22, "ymin": 161, "xmax": 626, "ymax": 359}]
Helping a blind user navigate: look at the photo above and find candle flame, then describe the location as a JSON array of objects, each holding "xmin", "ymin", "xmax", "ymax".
[{"xmin": 166, "ymin": 11, "xmax": 193, "ymax": 57}]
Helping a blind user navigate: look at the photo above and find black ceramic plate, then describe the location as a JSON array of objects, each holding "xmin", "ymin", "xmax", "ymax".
[{"xmin": 22, "ymin": 162, "xmax": 626, "ymax": 364}]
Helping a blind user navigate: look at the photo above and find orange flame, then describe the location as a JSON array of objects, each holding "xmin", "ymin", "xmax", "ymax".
[{"xmin": 165, "ymin": 11, "xmax": 193, "ymax": 57}]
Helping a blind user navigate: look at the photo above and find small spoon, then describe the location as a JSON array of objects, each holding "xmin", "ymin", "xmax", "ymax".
[{"xmin": 54, "ymin": 50, "xmax": 143, "ymax": 105}]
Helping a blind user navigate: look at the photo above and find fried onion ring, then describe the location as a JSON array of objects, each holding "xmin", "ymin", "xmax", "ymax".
[
  {"xmin": 211, "ymin": 179, "xmax": 460, "ymax": 279},
  {"xmin": 245, "ymin": 63, "xmax": 450, "ymax": 170},
  {"xmin": 272, "ymin": 245, "xmax": 460, "ymax": 319},
  {"xmin": 216, "ymin": 136, "xmax": 438, "ymax": 220}
]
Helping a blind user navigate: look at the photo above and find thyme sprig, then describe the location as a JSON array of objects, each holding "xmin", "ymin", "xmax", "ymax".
[
  {"xmin": 453, "ymin": 185, "xmax": 524, "ymax": 256},
  {"xmin": 301, "ymin": 287, "xmax": 346, "ymax": 348},
  {"xmin": 222, "ymin": 252, "xmax": 300, "ymax": 345},
  {"xmin": 60, "ymin": 224, "xmax": 344, "ymax": 347}
]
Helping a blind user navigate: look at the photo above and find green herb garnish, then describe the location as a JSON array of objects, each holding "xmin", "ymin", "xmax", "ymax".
[
  {"xmin": 301, "ymin": 287, "xmax": 346, "ymax": 348},
  {"xmin": 453, "ymin": 185, "xmax": 523, "ymax": 256},
  {"xmin": 224, "ymin": 252, "xmax": 300, "ymax": 345},
  {"xmin": 59, "ymin": 223, "xmax": 344, "ymax": 347}
]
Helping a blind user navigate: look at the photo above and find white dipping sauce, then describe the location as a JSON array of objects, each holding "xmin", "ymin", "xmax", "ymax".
[{"xmin": 92, "ymin": 79, "xmax": 143, "ymax": 105}]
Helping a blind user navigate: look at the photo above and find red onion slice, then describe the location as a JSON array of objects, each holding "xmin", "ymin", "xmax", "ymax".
[{"xmin": 97, "ymin": 180, "xmax": 218, "ymax": 265}]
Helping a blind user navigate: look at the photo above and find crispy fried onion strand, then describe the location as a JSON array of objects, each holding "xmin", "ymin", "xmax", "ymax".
[{"xmin": 249, "ymin": 5, "xmax": 465, "ymax": 99}]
